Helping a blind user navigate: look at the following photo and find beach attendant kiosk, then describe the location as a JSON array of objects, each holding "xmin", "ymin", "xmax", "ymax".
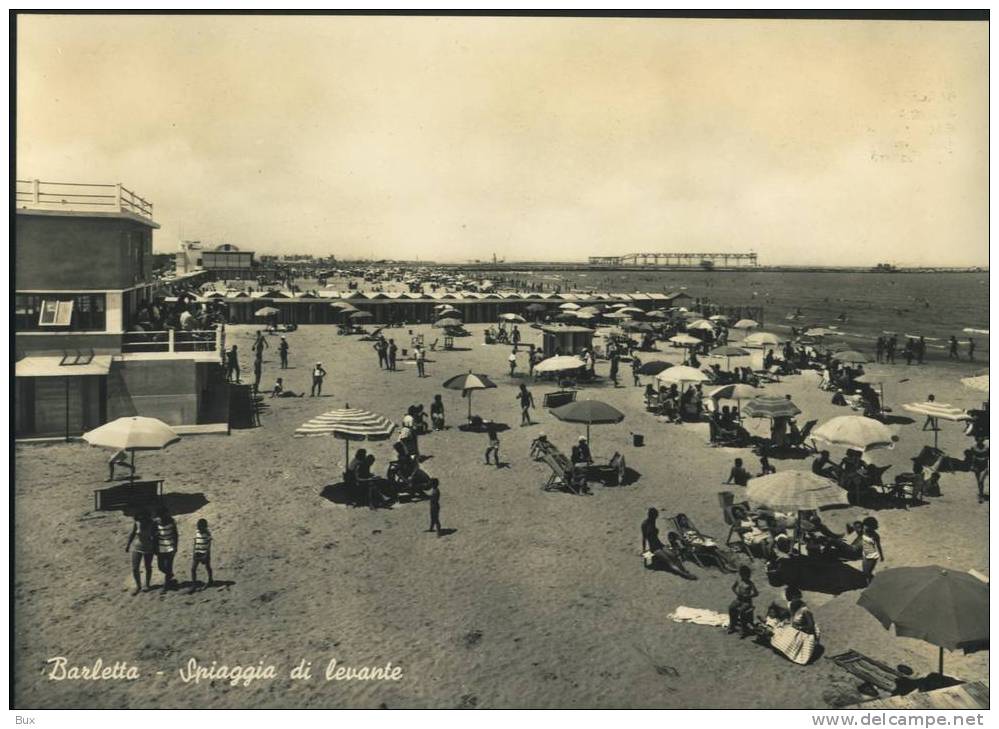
[{"xmin": 540, "ymin": 325, "xmax": 595, "ymax": 358}]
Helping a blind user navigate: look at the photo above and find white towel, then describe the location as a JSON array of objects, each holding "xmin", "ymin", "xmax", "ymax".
[{"xmin": 667, "ymin": 606, "xmax": 730, "ymax": 628}]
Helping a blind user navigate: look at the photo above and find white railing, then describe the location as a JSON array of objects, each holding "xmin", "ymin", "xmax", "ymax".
[
  {"xmin": 121, "ymin": 329, "xmax": 222, "ymax": 354},
  {"xmin": 15, "ymin": 179, "xmax": 154, "ymax": 220}
]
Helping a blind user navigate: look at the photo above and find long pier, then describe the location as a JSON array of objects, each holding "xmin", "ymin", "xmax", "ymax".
[{"xmin": 587, "ymin": 252, "xmax": 758, "ymax": 268}]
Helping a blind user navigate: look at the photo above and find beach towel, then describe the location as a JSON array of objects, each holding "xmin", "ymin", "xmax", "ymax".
[
  {"xmin": 769, "ymin": 624, "xmax": 817, "ymax": 665},
  {"xmin": 667, "ymin": 606, "xmax": 730, "ymax": 628}
]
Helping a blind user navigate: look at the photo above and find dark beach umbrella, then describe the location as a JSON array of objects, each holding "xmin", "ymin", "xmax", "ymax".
[
  {"xmin": 709, "ymin": 345, "xmax": 751, "ymax": 370},
  {"xmin": 442, "ymin": 372, "xmax": 497, "ymax": 421},
  {"xmin": 624, "ymin": 321, "xmax": 655, "ymax": 333},
  {"xmin": 858, "ymin": 566, "xmax": 989, "ymax": 675},
  {"xmin": 742, "ymin": 395, "xmax": 801, "ymax": 419},
  {"xmin": 551, "ymin": 399, "xmax": 625, "ymax": 445},
  {"xmin": 526, "ymin": 303, "xmax": 548, "ymax": 314},
  {"xmin": 638, "ymin": 361, "xmax": 672, "ymax": 376},
  {"xmin": 433, "ymin": 317, "xmax": 463, "ymax": 328},
  {"xmin": 349, "ymin": 310, "xmax": 373, "ymax": 321}
]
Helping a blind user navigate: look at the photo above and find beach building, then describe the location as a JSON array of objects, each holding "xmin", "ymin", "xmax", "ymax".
[
  {"xmin": 14, "ymin": 179, "xmax": 229, "ymax": 439},
  {"xmin": 540, "ymin": 325, "xmax": 596, "ymax": 357}
]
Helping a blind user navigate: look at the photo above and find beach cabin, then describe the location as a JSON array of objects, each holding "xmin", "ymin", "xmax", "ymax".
[
  {"xmin": 14, "ymin": 179, "xmax": 230, "ymax": 439},
  {"xmin": 540, "ymin": 325, "xmax": 595, "ymax": 357}
]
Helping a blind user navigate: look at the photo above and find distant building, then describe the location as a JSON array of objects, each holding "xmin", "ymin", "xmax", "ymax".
[
  {"xmin": 201, "ymin": 243, "xmax": 255, "ymax": 279},
  {"xmin": 14, "ymin": 179, "xmax": 228, "ymax": 439}
]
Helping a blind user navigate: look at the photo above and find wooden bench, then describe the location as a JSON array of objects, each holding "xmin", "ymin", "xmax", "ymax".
[{"xmin": 93, "ymin": 479, "xmax": 164, "ymax": 512}]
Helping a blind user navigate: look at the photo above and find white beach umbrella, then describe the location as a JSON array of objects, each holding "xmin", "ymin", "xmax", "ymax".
[
  {"xmin": 534, "ymin": 355, "xmax": 586, "ymax": 374},
  {"xmin": 656, "ymin": 366, "xmax": 711, "ymax": 385}
]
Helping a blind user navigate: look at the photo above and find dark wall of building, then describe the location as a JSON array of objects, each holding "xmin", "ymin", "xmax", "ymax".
[
  {"xmin": 15, "ymin": 332, "xmax": 124, "ymax": 358},
  {"xmin": 16, "ymin": 213, "xmax": 155, "ymax": 290}
]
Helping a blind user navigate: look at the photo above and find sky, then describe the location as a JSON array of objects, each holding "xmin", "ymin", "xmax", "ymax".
[{"xmin": 16, "ymin": 15, "xmax": 988, "ymax": 266}]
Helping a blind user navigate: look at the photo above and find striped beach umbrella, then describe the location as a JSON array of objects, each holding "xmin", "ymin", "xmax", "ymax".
[
  {"xmin": 742, "ymin": 395, "xmax": 801, "ymax": 419},
  {"xmin": 294, "ymin": 405, "xmax": 396, "ymax": 465},
  {"xmin": 747, "ymin": 470, "xmax": 850, "ymax": 512},
  {"xmin": 442, "ymin": 372, "xmax": 497, "ymax": 421},
  {"xmin": 902, "ymin": 401, "xmax": 971, "ymax": 449}
]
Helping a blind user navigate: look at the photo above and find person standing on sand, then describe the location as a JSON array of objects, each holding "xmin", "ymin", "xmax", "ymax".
[
  {"xmin": 886, "ymin": 336, "xmax": 897, "ymax": 364},
  {"xmin": 427, "ymin": 480, "xmax": 442, "ymax": 536},
  {"xmin": 508, "ymin": 349, "xmax": 517, "ymax": 377},
  {"xmin": 253, "ymin": 331, "xmax": 269, "ymax": 358},
  {"xmin": 126, "ymin": 509, "xmax": 157, "ymax": 595},
  {"xmin": 969, "ymin": 437, "xmax": 989, "ymax": 503},
  {"xmin": 311, "ymin": 362, "xmax": 327, "ymax": 397},
  {"xmin": 153, "ymin": 506, "xmax": 179, "ymax": 592},
  {"xmin": 415, "ymin": 345, "xmax": 426, "ymax": 378},
  {"xmin": 875, "ymin": 337, "xmax": 884, "ymax": 364},
  {"xmin": 860, "ymin": 517, "xmax": 884, "ymax": 584},
  {"xmin": 631, "ymin": 356, "xmax": 641, "ymax": 387},
  {"xmin": 968, "ymin": 338, "xmax": 976, "ymax": 361},
  {"xmin": 609, "ymin": 354, "xmax": 620, "ymax": 387},
  {"xmin": 916, "ymin": 336, "xmax": 926, "ymax": 365},
  {"xmin": 728, "ymin": 565, "xmax": 759, "ymax": 637},
  {"xmin": 387, "ymin": 339, "xmax": 398, "ymax": 371},
  {"xmin": 225, "ymin": 345, "xmax": 241, "ymax": 383},
  {"xmin": 252, "ymin": 355, "xmax": 263, "ymax": 395},
  {"xmin": 279, "ymin": 336, "xmax": 289, "ymax": 369},
  {"xmin": 189, "ymin": 518, "xmax": 214, "ymax": 593},
  {"xmin": 484, "ymin": 421, "xmax": 501, "ymax": 466},
  {"xmin": 949, "ymin": 336, "xmax": 960, "ymax": 360},
  {"xmin": 374, "ymin": 337, "xmax": 387, "ymax": 369}
]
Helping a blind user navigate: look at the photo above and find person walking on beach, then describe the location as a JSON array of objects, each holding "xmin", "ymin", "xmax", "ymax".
[
  {"xmin": 886, "ymin": 336, "xmax": 897, "ymax": 364},
  {"xmin": 431, "ymin": 394, "xmax": 445, "ymax": 431},
  {"xmin": 903, "ymin": 339, "xmax": 914, "ymax": 365},
  {"xmin": 153, "ymin": 506, "xmax": 179, "ymax": 592},
  {"xmin": 916, "ymin": 336, "xmax": 926, "ymax": 365},
  {"xmin": 969, "ymin": 437, "xmax": 989, "ymax": 503},
  {"xmin": 189, "ymin": 518, "xmax": 214, "ymax": 593},
  {"xmin": 374, "ymin": 338, "xmax": 388, "ymax": 369},
  {"xmin": 484, "ymin": 421, "xmax": 501, "ymax": 467},
  {"xmin": 311, "ymin": 362, "xmax": 327, "ymax": 396},
  {"xmin": 427, "ymin": 480, "xmax": 442, "ymax": 536},
  {"xmin": 278, "ymin": 336, "xmax": 289, "ymax": 369},
  {"xmin": 512, "ymin": 326, "xmax": 521, "ymax": 346},
  {"xmin": 517, "ymin": 383, "xmax": 535, "ymax": 426},
  {"xmin": 968, "ymin": 337, "xmax": 976, "ymax": 361},
  {"xmin": 875, "ymin": 337, "xmax": 884, "ymax": 364},
  {"xmin": 125, "ymin": 508, "xmax": 157, "ymax": 595},
  {"xmin": 860, "ymin": 517, "xmax": 884, "ymax": 584},
  {"xmin": 631, "ymin": 356, "xmax": 641, "ymax": 387},
  {"xmin": 225, "ymin": 345, "xmax": 241, "ymax": 383},
  {"xmin": 949, "ymin": 336, "xmax": 960, "ymax": 360},
  {"xmin": 387, "ymin": 339, "xmax": 398, "ymax": 371},
  {"xmin": 609, "ymin": 353, "xmax": 620, "ymax": 387},
  {"xmin": 508, "ymin": 349, "xmax": 517, "ymax": 377}
]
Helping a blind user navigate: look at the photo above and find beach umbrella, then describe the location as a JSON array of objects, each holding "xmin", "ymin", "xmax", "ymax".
[
  {"xmin": 293, "ymin": 405, "xmax": 396, "ymax": 467},
  {"xmin": 857, "ymin": 566, "xmax": 989, "ymax": 676},
  {"xmin": 554, "ymin": 311, "xmax": 578, "ymax": 321},
  {"xmin": 747, "ymin": 470, "xmax": 850, "ymax": 512},
  {"xmin": 733, "ymin": 319, "xmax": 760, "ymax": 330},
  {"xmin": 574, "ymin": 312, "xmax": 595, "ymax": 321},
  {"xmin": 526, "ymin": 303, "xmax": 548, "ymax": 313},
  {"xmin": 902, "ymin": 401, "xmax": 971, "ymax": 449},
  {"xmin": 687, "ymin": 319, "xmax": 715, "ymax": 332},
  {"xmin": 742, "ymin": 395, "xmax": 801, "ymax": 420},
  {"xmin": 499, "ymin": 313, "xmax": 526, "ymax": 323},
  {"xmin": 533, "ymin": 355, "xmax": 586, "ymax": 374},
  {"xmin": 608, "ymin": 303, "xmax": 628, "ymax": 309},
  {"xmin": 551, "ymin": 399, "xmax": 625, "ymax": 445},
  {"xmin": 709, "ymin": 314, "xmax": 729, "ymax": 323},
  {"xmin": 623, "ymin": 321, "xmax": 654, "ymax": 333},
  {"xmin": 349, "ymin": 310, "xmax": 373, "ymax": 321},
  {"xmin": 743, "ymin": 331, "xmax": 783, "ymax": 347},
  {"xmin": 709, "ymin": 383, "xmax": 760, "ymax": 402},
  {"xmin": 605, "ymin": 310, "xmax": 632, "ymax": 320},
  {"xmin": 680, "ymin": 310, "xmax": 704, "ymax": 320},
  {"xmin": 618, "ymin": 306, "xmax": 644, "ymax": 315},
  {"xmin": 811, "ymin": 415, "xmax": 897, "ymax": 452},
  {"xmin": 804, "ymin": 327, "xmax": 837, "ymax": 338},
  {"xmin": 656, "ymin": 365, "xmax": 711, "ymax": 386},
  {"xmin": 434, "ymin": 317, "xmax": 463, "ymax": 328},
  {"xmin": 442, "ymin": 372, "xmax": 497, "ymax": 421},
  {"xmin": 961, "ymin": 374, "xmax": 989, "ymax": 394},
  {"xmin": 669, "ymin": 334, "xmax": 702, "ymax": 347},
  {"xmin": 647, "ymin": 310, "xmax": 669, "ymax": 319},
  {"xmin": 329, "ymin": 301, "xmax": 357, "ymax": 310},
  {"xmin": 559, "ymin": 302, "xmax": 580, "ymax": 310},
  {"xmin": 638, "ymin": 361, "xmax": 672, "ymax": 376},
  {"xmin": 832, "ymin": 350, "xmax": 869, "ymax": 364},
  {"xmin": 708, "ymin": 345, "xmax": 751, "ymax": 370},
  {"xmin": 254, "ymin": 306, "xmax": 280, "ymax": 318},
  {"xmin": 83, "ymin": 416, "xmax": 180, "ymax": 484}
]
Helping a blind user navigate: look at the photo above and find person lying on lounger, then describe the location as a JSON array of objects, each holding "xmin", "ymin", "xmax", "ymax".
[{"xmin": 674, "ymin": 513, "xmax": 737, "ymax": 572}]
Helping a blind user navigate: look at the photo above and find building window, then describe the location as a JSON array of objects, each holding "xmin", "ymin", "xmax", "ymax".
[{"xmin": 15, "ymin": 294, "xmax": 106, "ymax": 332}]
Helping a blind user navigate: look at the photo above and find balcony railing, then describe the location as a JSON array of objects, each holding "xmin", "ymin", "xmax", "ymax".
[
  {"xmin": 121, "ymin": 329, "xmax": 222, "ymax": 355},
  {"xmin": 16, "ymin": 179, "xmax": 154, "ymax": 220}
]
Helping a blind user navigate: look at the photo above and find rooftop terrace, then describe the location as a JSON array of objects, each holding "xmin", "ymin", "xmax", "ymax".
[{"xmin": 16, "ymin": 179, "xmax": 155, "ymax": 224}]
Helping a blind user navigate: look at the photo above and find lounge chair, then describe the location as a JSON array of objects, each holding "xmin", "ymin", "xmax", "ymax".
[
  {"xmin": 719, "ymin": 492, "xmax": 762, "ymax": 561},
  {"xmin": 669, "ymin": 513, "xmax": 737, "ymax": 572},
  {"xmin": 786, "ymin": 419, "xmax": 818, "ymax": 451},
  {"xmin": 539, "ymin": 444, "xmax": 588, "ymax": 495},
  {"xmin": 827, "ymin": 650, "xmax": 909, "ymax": 695}
]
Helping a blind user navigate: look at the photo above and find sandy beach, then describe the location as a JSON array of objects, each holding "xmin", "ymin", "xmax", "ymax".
[{"xmin": 13, "ymin": 322, "xmax": 989, "ymax": 709}]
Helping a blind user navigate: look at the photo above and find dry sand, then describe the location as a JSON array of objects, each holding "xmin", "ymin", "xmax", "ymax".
[{"xmin": 13, "ymin": 323, "xmax": 989, "ymax": 708}]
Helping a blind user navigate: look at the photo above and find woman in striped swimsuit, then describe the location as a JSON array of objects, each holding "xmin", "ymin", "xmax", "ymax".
[{"xmin": 153, "ymin": 506, "xmax": 179, "ymax": 592}]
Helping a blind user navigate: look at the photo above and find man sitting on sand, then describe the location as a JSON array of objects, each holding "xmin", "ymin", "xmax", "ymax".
[{"xmin": 725, "ymin": 458, "xmax": 751, "ymax": 487}]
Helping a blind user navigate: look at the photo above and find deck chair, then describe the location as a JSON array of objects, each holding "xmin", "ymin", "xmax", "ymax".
[
  {"xmin": 540, "ymin": 446, "xmax": 587, "ymax": 495},
  {"xmin": 669, "ymin": 514, "xmax": 736, "ymax": 571},
  {"xmin": 785, "ymin": 419, "xmax": 818, "ymax": 451},
  {"xmin": 826, "ymin": 650, "xmax": 908, "ymax": 694},
  {"xmin": 718, "ymin": 492, "xmax": 756, "ymax": 561},
  {"xmin": 912, "ymin": 446, "xmax": 946, "ymax": 475}
]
